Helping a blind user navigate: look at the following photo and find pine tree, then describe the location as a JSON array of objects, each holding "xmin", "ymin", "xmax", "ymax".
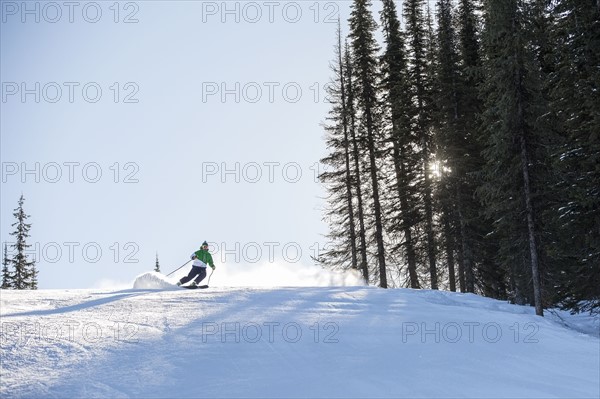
[
  {"xmin": 479, "ymin": 0, "xmax": 547, "ymax": 316},
  {"xmin": 403, "ymin": 0, "xmax": 438, "ymax": 290},
  {"xmin": 9, "ymin": 195, "xmax": 37, "ymax": 290},
  {"xmin": 380, "ymin": 0, "xmax": 420, "ymax": 288},
  {"xmin": 338, "ymin": 27, "xmax": 360, "ymax": 276},
  {"xmin": 349, "ymin": 0, "xmax": 388, "ymax": 287},
  {"xmin": 434, "ymin": 0, "xmax": 497, "ymax": 295},
  {"xmin": 426, "ymin": 3, "xmax": 443, "ymax": 290},
  {"xmin": 320, "ymin": 22, "xmax": 363, "ymax": 279},
  {"xmin": 1, "ymin": 242, "xmax": 13, "ymax": 289},
  {"xmin": 547, "ymin": 0, "xmax": 600, "ymax": 314},
  {"xmin": 432, "ymin": 0, "xmax": 461, "ymax": 292},
  {"xmin": 345, "ymin": 40, "xmax": 370, "ymax": 282},
  {"xmin": 454, "ymin": 0, "xmax": 505, "ymax": 297},
  {"xmin": 155, "ymin": 253, "xmax": 161, "ymax": 272}
]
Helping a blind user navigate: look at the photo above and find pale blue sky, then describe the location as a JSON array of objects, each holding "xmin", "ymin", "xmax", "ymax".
[{"xmin": 0, "ymin": 1, "xmax": 395, "ymax": 288}]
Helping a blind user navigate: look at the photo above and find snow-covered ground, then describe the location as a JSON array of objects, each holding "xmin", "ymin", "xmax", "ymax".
[{"xmin": 1, "ymin": 272, "xmax": 598, "ymax": 398}]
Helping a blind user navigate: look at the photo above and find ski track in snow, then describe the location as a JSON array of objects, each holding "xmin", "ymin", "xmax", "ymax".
[{"xmin": 1, "ymin": 273, "xmax": 599, "ymax": 398}]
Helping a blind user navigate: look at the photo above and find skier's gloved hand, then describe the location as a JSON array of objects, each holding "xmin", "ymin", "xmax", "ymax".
[
  {"xmin": 211, "ymin": 265, "xmax": 216, "ymax": 270},
  {"xmin": 191, "ymin": 254, "xmax": 197, "ymax": 260}
]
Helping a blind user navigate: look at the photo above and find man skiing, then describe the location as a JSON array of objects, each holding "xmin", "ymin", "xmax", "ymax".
[{"xmin": 177, "ymin": 241, "xmax": 216, "ymax": 287}]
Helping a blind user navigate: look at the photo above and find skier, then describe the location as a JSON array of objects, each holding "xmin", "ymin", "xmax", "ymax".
[{"xmin": 177, "ymin": 241, "xmax": 216, "ymax": 287}]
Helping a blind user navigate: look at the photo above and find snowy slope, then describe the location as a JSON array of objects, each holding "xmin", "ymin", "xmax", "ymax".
[{"xmin": 1, "ymin": 274, "xmax": 598, "ymax": 398}]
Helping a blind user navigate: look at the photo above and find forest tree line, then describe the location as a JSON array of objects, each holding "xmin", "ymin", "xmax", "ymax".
[{"xmin": 319, "ymin": 0, "xmax": 599, "ymax": 316}]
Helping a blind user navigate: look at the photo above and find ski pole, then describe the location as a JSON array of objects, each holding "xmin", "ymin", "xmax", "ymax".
[
  {"xmin": 205, "ymin": 268, "xmax": 215, "ymax": 286},
  {"xmin": 166, "ymin": 260, "xmax": 190, "ymax": 277}
]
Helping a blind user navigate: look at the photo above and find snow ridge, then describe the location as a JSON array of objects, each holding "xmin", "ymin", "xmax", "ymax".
[{"xmin": 132, "ymin": 271, "xmax": 179, "ymax": 290}]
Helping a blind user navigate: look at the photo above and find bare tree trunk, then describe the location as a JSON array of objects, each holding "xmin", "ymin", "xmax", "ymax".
[
  {"xmin": 342, "ymin": 105, "xmax": 358, "ymax": 272},
  {"xmin": 513, "ymin": 20, "xmax": 543, "ymax": 316},
  {"xmin": 519, "ymin": 135, "xmax": 543, "ymax": 316},
  {"xmin": 463, "ymin": 237, "xmax": 475, "ymax": 292},
  {"xmin": 352, "ymin": 139, "xmax": 369, "ymax": 283},
  {"xmin": 393, "ymin": 143, "xmax": 420, "ymax": 288},
  {"xmin": 456, "ymin": 237, "xmax": 466, "ymax": 292},
  {"xmin": 352, "ymin": 138, "xmax": 369, "ymax": 283},
  {"xmin": 365, "ymin": 109, "xmax": 387, "ymax": 288},
  {"xmin": 442, "ymin": 204, "xmax": 456, "ymax": 291},
  {"xmin": 345, "ymin": 47, "xmax": 369, "ymax": 284},
  {"xmin": 338, "ymin": 27, "xmax": 358, "ymax": 272},
  {"xmin": 456, "ymin": 184, "xmax": 473, "ymax": 292},
  {"xmin": 423, "ymin": 161, "xmax": 438, "ymax": 289}
]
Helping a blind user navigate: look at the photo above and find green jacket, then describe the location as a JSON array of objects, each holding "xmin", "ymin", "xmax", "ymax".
[{"xmin": 192, "ymin": 249, "xmax": 215, "ymax": 267}]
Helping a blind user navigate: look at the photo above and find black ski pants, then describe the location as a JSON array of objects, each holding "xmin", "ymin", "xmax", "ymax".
[{"xmin": 180, "ymin": 266, "xmax": 207, "ymax": 284}]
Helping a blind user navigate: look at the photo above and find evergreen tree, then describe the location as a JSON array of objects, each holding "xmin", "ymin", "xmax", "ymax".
[
  {"xmin": 425, "ymin": 1, "xmax": 443, "ymax": 290},
  {"xmin": 434, "ymin": 0, "xmax": 496, "ymax": 295},
  {"xmin": 320, "ymin": 22, "xmax": 363, "ymax": 278},
  {"xmin": 479, "ymin": 0, "xmax": 547, "ymax": 316},
  {"xmin": 155, "ymin": 253, "xmax": 161, "ymax": 272},
  {"xmin": 1, "ymin": 242, "xmax": 12, "ymax": 289},
  {"xmin": 349, "ymin": 0, "xmax": 388, "ymax": 287},
  {"xmin": 455, "ymin": 0, "xmax": 504, "ymax": 297},
  {"xmin": 547, "ymin": 0, "xmax": 600, "ymax": 314},
  {"xmin": 345, "ymin": 40, "xmax": 370, "ymax": 282},
  {"xmin": 432, "ymin": 0, "xmax": 461, "ymax": 292},
  {"xmin": 9, "ymin": 195, "xmax": 37, "ymax": 290},
  {"xmin": 380, "ymin": 0, "xmax": 420, "ymax": 288},
  {"xmin": 403, "ymin": 0, "xmax": 438, "ymax": 290}
]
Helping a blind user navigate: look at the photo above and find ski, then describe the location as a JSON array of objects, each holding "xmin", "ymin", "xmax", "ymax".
[{"xmin": 180, "ymin": 284, "xmax": 209, "ymax": 289}]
